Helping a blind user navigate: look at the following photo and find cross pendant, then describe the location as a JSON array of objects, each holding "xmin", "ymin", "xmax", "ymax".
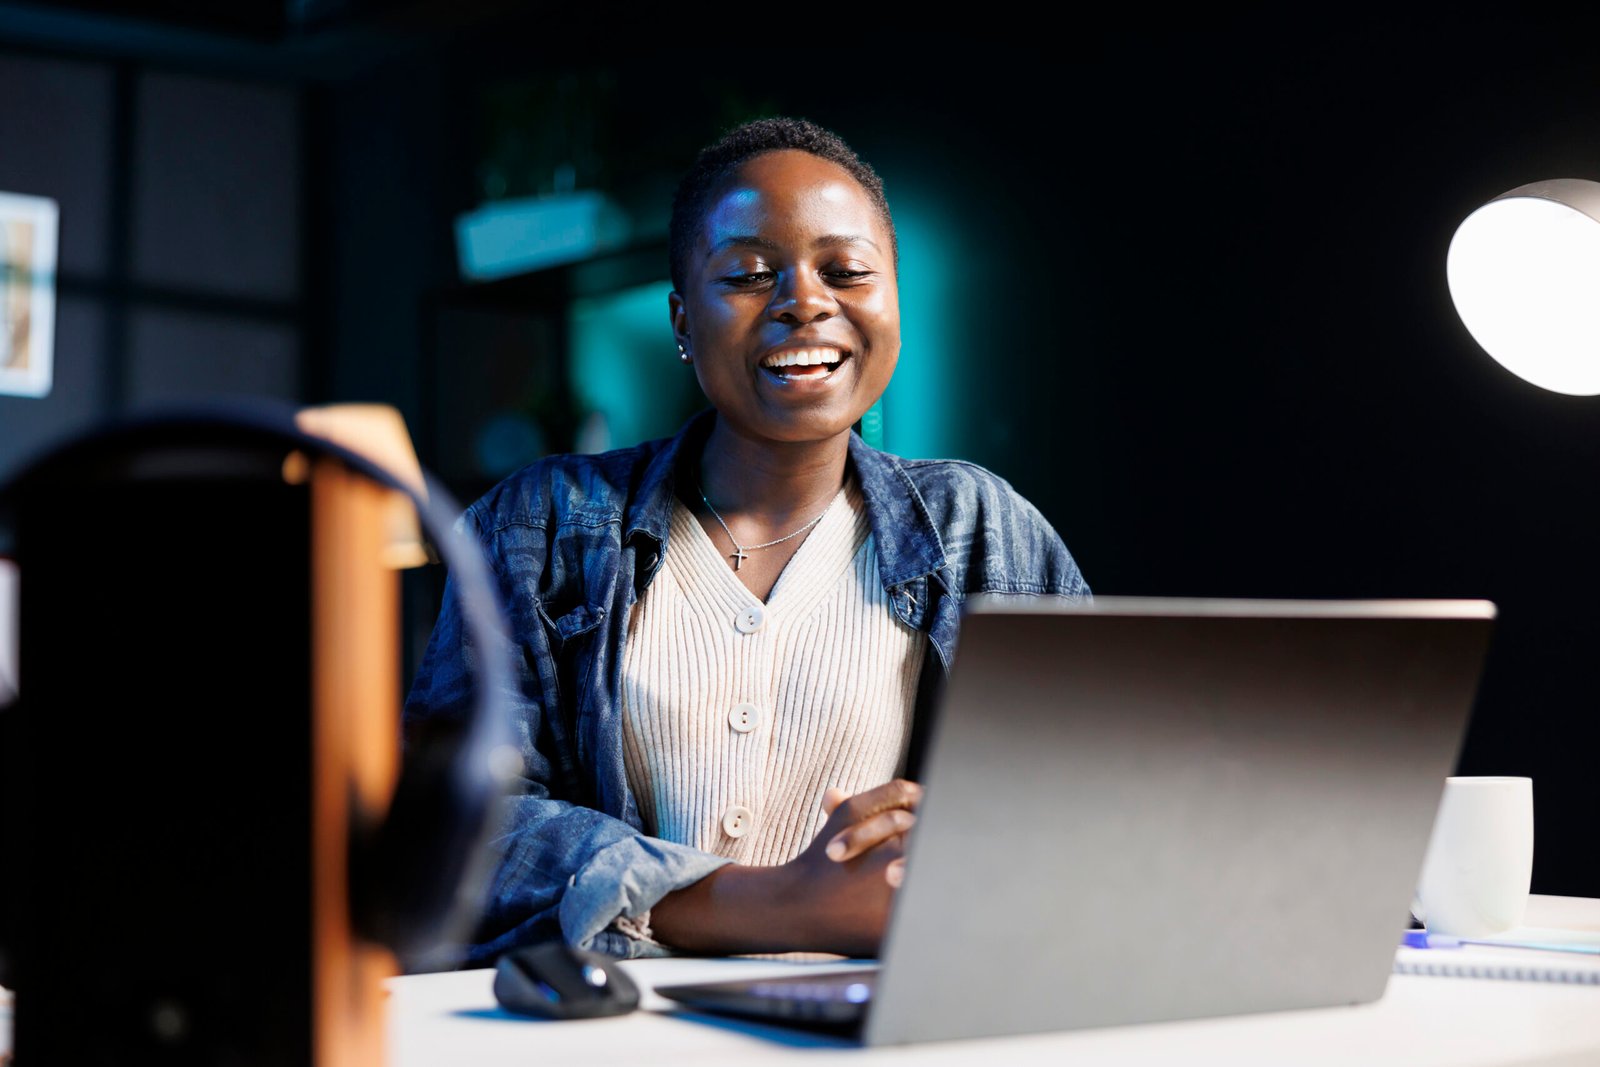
[{"xmin": 730, "ymin": 548, "xmax": 749, "ymax": 570}]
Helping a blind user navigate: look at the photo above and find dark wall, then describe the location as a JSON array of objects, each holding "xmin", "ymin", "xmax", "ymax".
[
  {"xmin": 0, "ymin": 48, "xmax": 303, "ymax": 483},
  {"xmin": 1049, "ymin": 33, "xmax": 1600, "ymax": 898}
]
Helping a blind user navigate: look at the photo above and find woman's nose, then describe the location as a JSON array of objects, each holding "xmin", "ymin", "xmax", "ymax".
[{"xmin": 768, "ymin": 269, "xmax": 836, "ymax": 323}]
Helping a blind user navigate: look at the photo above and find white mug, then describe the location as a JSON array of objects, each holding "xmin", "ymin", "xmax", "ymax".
[{"xmin": 1412, "ymin": 776, "xmax": 1533, "ymax": 937}]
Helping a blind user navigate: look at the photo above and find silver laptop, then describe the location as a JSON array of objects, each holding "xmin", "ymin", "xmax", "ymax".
[{"xmin": 656, "ymin": 597, "xmax": 1496, "ymax": 1045}]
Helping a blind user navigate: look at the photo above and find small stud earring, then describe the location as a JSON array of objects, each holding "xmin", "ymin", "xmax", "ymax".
[{"xmin": 678, "ymin": 343, "xmax": 691, "ymax": 364}]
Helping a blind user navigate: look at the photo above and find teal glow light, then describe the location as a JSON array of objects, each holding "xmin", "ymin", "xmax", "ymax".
[
  {"xmin": 881, "ymin": 195, "xmax": 954, "ymax": 459},
  {"xmin": 569, "ymin": 281, "xmax": 700, "ymax": 451}
]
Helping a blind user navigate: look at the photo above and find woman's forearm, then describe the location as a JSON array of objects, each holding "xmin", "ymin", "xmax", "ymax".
[{"xmin": 650, "ymin": 864, "xmax": 807, "ymax": 954}]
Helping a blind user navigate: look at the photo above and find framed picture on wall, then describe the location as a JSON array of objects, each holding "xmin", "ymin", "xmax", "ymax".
[{"xmin": 0, "ymin": 191, "xmax": 59, "ymax": 398}]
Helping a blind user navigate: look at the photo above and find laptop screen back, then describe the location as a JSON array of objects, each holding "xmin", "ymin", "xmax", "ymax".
[{"xmin": 865, "ymin": 598, "xmax": 1494, "ymax": 1046}]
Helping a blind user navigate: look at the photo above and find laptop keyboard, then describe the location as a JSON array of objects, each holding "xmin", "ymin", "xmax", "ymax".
[
  {"xmin": 656, "ymin": 968, "xmax": 879, "ymax": 1028},
  {"xmin": 748, "ymin": 970, "xmax": 877, "ymax": 1004}
]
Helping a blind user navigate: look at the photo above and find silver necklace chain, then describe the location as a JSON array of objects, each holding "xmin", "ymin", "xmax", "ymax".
[{"xmin": 697, "ymin": 483, "xmax": 834, "ymax": 571}]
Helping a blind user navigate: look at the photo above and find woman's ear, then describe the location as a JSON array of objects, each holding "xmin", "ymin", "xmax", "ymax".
[{"xmin": 668, "ymin": 291, "xmax": 690, "ymax": 361}]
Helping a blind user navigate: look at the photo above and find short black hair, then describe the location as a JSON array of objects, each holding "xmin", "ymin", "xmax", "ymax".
[{"xmin": 668, "ymin": 116, "xmax": 898, "ymax": 293}]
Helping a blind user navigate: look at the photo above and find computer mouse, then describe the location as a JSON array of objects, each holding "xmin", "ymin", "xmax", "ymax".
[{"xmin": 492, "ymin": 941, "xmax": 640, "ymax": 1020}]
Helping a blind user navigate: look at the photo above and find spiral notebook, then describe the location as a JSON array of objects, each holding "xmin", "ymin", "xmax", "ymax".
[{"xmin": 1395, "ymin": 933, "xmax": 1600, "ymax": 984}]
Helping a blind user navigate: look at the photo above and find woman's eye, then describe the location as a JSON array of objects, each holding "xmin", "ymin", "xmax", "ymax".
[
  {"xmin": 824, "ymin": 268, "xmax": 875, "ymax": 284},
  {"xmin": 724, "ymin": 271, "xmax": 774, "ymax": 288}
]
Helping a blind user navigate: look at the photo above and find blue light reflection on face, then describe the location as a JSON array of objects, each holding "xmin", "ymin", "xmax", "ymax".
[{"xmin": 845, "ymin": 982, "xmax": 871, "ymax": 1004}]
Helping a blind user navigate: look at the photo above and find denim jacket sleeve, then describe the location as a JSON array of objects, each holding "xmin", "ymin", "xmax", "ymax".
[{"xmin": 403, "ymin": 498, "xmax": 729, "ymax": 966}]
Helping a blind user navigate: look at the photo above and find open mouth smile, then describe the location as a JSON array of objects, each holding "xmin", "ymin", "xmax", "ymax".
[{"xmin": 758, "ymin": 346, "xmax": 850, "ymax": 385}]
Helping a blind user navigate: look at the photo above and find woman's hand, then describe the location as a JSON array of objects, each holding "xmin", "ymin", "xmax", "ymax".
[
  {"xmin": 780, "ymin": 778, "xmax": 920, "ymax": 954},
  {"xmin": 649, "ymin": 778, "xmax": 922, "ymax": 957},
  {"xmin": 817, "ymin": 778, "xmax": 921, "ymax": 889}
]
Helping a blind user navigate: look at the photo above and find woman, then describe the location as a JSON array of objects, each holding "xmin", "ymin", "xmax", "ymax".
[{"xmin": 406, "ymin": 117, "xmax": 1089, "ymax": 965}]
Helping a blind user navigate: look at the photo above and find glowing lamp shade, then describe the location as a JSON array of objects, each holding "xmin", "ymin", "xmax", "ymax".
[{"xmin": 1447, "ymin": 179, "xmax": 1600, "ymax": 396}]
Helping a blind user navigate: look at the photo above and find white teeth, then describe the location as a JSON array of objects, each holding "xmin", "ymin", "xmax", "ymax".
[{"xmin": 762, "ymin": 348, "xmax": 844, "ymax": 369}]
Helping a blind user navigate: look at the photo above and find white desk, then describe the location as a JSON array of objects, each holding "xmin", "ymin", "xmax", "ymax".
[{"xmin": 388, "ymin": 895, "xmax": 1600, "ymax": 1067}]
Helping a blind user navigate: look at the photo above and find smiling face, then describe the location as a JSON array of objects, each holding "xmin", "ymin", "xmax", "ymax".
[{"xmin": 670, "ymin": 149, "xmax": 900, "ymax": 448}]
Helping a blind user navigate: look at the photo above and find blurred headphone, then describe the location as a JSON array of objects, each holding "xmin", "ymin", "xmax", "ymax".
[{"xmin": 0, "ymin": 404, "xmax": 513, "ymax": 967}]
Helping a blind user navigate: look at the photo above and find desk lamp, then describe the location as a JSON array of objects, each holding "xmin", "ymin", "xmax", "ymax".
[{"xmin": 1447, "ymin": 178, "xmax": 1600, "ymax": 394}]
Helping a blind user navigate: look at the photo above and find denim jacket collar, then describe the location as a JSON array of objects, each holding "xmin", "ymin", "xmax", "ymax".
[
  {"xmin": 619, "ymin": 408, "xmax": 950, "ymax": 596},
  {"xmin": 619, "ymin": 408, "xmax": 706, "ymax": 556}
]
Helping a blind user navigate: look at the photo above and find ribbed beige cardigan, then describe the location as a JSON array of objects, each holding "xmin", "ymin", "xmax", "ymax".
[{"xmin": 621, "ymin": 480, "xmax": 926, "ymax": 867}]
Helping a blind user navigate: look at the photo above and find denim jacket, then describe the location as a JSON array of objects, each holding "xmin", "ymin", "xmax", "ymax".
[{"xmin": 404, "ymin": 410, "xmax": 1089, "ymax": 965}]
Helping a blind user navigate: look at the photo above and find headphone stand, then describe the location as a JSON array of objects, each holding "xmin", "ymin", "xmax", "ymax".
[{"xmin": 3, "ymin": 425, "xmax": 408, "ymax": 1066}]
